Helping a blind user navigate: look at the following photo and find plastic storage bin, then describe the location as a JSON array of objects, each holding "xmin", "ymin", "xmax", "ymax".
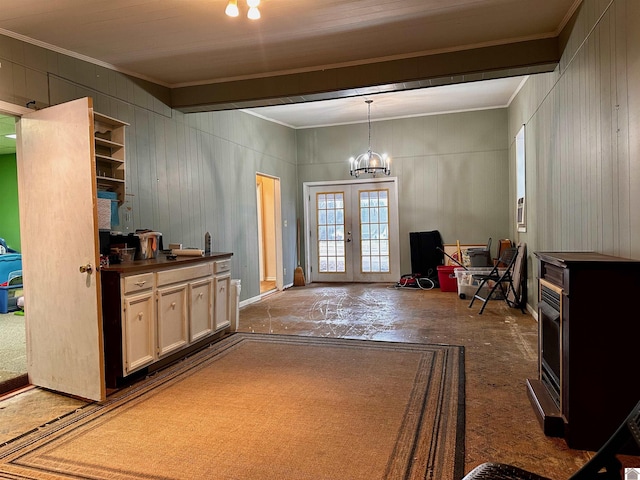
[
  {"xmin": 454, "ymin": 267, "xmax": 505, "ymax": 299},
  {"xmin": 0, "ymin": 254, "xmax": 23, "ymax": 313},
  {"xmin": 0, "ymin": 284, "xmax": 22, "ymax": 313},
  {"xmin": 437, "ymin": 265, "xmax": 458, "ymax": 292},
  {"xmin": 467, "ymin": 248, "xmax": 492, "ymax": 267}
]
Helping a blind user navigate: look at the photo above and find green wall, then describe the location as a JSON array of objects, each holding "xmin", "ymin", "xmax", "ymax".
[{"xmin": 0, "ymin": 153, "xmax": 20, "ymax": 252}]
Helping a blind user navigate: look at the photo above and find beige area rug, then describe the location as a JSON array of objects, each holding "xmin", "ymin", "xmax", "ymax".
[{"xmin": 0, "ymin": 334, "xmax": 465, "ymax": 480}]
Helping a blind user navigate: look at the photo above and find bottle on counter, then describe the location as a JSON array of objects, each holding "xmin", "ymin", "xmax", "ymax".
[{"xmin": 204, "ymin": 232, "xmax": 211, "ymax": 254}]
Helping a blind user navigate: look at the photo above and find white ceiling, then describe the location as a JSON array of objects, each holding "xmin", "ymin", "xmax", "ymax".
[
  {"xmin": 0, "ymin": 115, "xmax": 17, "ymax": 155},
  {"xmin": 244, "ymin": 76, "xmax": 527, "ymax": 128},
  {"xmin": 0, "ymin": 1, "xmax": 580, "ymax": 128}
]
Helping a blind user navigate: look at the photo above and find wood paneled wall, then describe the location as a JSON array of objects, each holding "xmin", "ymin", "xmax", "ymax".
[
  {"xmin": 0, "ymin": 35, "xmax": 298, "ymax": 301},
  {"xmin": 297, "ymin": 109, "xmax": 511, "ymax": 275},
  {"xmin": 508, "ymin": 0, "xmax": 640, "ymax": 308},
  {"xmin": 5, "ymin": 0, "xmax": 637, "ymax": 306}
]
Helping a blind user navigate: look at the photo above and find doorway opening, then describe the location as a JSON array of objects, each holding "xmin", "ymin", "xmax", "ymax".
[
  {"xmin": 0, "ymin": 103, "xmax": 30, "ymax": 396},
  {"xmin": 256, "ymin": 173, "xmax": 283, "ymax": 295}
]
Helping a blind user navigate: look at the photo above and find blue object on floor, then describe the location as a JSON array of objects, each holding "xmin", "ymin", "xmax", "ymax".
[{"xmin": 0, "ymin": 254, "xmax": 23, "ymax": 313}]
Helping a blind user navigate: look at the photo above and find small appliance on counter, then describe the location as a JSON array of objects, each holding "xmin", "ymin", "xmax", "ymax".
[
  {"xmin": 112, "ymin": 246, "xmax": 136, "ymax": 263},
  {"xmin": 135, "ymin": 230, "xmax": 163, "ymax": 259},
  {"xmin": 100, "ymin": 231, "xmax": 164, "ymax": 264}
]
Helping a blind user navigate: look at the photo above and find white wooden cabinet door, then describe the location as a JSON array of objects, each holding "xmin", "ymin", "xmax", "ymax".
[
  {"xmin": 189, "ymin": 277, "xmax": 213, "ymax": 342},
  {"xmin": 156, "ymin": 284, "xmax": 188, "ymax": 357},
  {"xmin": 17, "ymin": 97, "xmax": 106, "ymax": 401},
  {"xmin": 214, "ymin": 273, "xmax": 231, "ymax": 331},
  {"xmin": 123, "ymin": 291, "xmax": 156, "ymax": 374}
]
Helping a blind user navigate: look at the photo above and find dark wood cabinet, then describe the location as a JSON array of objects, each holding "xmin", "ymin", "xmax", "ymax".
[{"xmin": 527, "ymin": 252, "xmax": 640, "ymax": 451}]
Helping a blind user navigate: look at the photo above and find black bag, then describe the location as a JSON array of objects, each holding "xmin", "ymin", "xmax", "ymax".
[{"xmin": 409, "ymin": 230, "xmax": 444, "ymax": 285}]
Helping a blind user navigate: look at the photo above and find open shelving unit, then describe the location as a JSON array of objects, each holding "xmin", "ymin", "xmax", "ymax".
[{"xmin": 93, "ymin": 112, "xmax": 128, "ymax": 204}]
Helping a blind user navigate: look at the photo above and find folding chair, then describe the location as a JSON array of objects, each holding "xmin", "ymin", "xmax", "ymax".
[
  {"xmin": 468, "ymin": 245, "xmax": 524, "ymax": 315},
  {"xmin": 461, "ymin": 399, "xmax": 640, "ymax": 480}
]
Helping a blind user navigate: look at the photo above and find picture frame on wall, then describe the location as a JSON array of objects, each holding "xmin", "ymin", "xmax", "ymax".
[{"xmin": 516, "ymin": 125, "xmax": 526, "ymax": 232}]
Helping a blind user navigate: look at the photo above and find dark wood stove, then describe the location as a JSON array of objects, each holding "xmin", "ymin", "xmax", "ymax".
[{"xmin": 527, "ymin": 251, "xmax": 640, "ymax": 451}]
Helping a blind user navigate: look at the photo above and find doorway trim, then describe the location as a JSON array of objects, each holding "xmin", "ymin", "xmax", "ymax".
[
  {"xmin": 256, "ymin": 172, "xmax": 283, "ymax": 296},
  {"xmin": 302, "ymin": 177, "xmax": 400, "ymax": 284},
  {"xmin": 0, "ymin": 101, "xmax": 31, "ymax": 395},
  {"xmin": 0, "ymin": 100, "xmax": 32, "ymax": 116}
]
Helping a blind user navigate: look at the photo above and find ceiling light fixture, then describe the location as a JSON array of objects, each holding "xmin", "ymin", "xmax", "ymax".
[
  {"xmin": 349, "ymin": 100, "xmax": 391, "ymax": 178},
  {"xmin": 224, "ymin": 0, "xmax": 239, "ymax": 17},
  {"xmin": 225, "ymin": 0, "xmax": 261, "ymax": 19},
  {"xmin": 247, "ymin": 6, "xmax": 260, "ymax": 20}
]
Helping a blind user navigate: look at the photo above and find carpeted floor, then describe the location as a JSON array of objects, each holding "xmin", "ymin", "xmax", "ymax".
[
  {"xmin": 0, "ymin": 311, "xmax": 26, "ymax": 384},
  {"xmin": 0, "ymin": 333, "xmax": 465, "ymax": 480}
]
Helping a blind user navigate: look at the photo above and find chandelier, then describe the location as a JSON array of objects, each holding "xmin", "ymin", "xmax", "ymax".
[
  {"xmin": 349, "ymin": 100, "xmax": 391, "ymax": 178},
  {"xmin": 225, "ymin": 0, "xmax": 261, "ymax": 19}
]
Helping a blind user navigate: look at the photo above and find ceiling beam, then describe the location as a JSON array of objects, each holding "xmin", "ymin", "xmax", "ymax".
[{"xmin": 170, "ymin": 38, "xmax": 560, "ymax": 113}]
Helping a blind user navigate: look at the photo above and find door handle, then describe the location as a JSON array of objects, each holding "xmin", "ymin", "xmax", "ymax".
[{"xmin": 79, "ymin": 264, "xmax": 93, "ymax": 274}]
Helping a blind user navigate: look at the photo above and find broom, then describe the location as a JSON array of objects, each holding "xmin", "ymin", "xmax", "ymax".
[{"xmin": 293, "ymin": 219, "xmax": 306, "ymax": 286}]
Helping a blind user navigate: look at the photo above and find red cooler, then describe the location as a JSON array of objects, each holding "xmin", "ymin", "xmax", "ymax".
[{"xmin": 437, "ymin": 265, "xmax": 458, "ymax": 292}]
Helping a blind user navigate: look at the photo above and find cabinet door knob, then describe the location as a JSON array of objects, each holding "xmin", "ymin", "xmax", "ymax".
[
  {"xmin": 198, "ymin": 292, "xmax": 204, "ymax": 298},
  {"xmin": 171, "ymin": 302, "xmax": 176, "ymax": 309},
  {"xmin": 138, "ymin": 312, "xmax": 144, "ymax": 319}
]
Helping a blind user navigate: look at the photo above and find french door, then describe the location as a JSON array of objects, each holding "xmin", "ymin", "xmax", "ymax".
[{"xmin": 306, "ymin": 179, "xmax": 400, "ymax": 283}]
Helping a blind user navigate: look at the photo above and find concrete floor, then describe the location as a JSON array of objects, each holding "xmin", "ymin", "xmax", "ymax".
[{"xmin": 1, "ymin": 282, "xmax": 635, "ymax": 478}]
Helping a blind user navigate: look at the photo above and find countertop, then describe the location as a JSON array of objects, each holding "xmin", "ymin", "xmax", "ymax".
[
  {"xmin": 101, "ymin": 252, "xmax": 233, "ymax": 274},
  {"xmin": 534, "ymin": 251, "xmax": 639, "ymax": 265}
]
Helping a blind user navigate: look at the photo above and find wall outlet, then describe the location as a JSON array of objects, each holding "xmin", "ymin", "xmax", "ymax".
[{"xmin": 284, "ymin": 268, "xmax": 287, "ymax": 276}]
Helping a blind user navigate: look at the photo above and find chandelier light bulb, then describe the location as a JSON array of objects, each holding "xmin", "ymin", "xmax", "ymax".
[
  {"xmin": 247, "ymin": 0, "xmax": 260, "ymax": 7},
  {"xmin": 247, "ymin": 6, "xmax": 261, "ymax": 19},
  {"xmin": 225, "ymin": 0, "xmax": 239, "ymax": 17}
]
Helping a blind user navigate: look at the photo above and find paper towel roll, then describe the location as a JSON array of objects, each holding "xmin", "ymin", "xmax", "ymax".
[{"xmin": 172, "ymin": 248, "xmax": 204, "ymax": 256}]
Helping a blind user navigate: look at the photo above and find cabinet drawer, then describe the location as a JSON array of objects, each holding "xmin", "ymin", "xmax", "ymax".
[
  {"xmin": 213, "ymin": 259, "xmax": 231, "ymax": 274},
  {"xmin": 540, "ymin": 262, "xmax": 564, "ymax": 287},
  {"xmin": 123, "ymin": 273, "xmax": 154, "ymax": 294},
  {"xmin": 156, "ymin": 263, "xmax": 212, "ymax": 287}
]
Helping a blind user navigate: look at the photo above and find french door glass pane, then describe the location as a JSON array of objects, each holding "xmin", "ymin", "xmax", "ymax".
[
  {"xmin": 359, "ymin": 189, "xmax": 390, "ymax": 273},
  {"xmin": 317, "ymin": 192, "xmax": 345, "ymax": 273}
]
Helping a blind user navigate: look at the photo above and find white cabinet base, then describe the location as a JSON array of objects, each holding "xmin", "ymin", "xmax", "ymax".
[
  {"xmin": 101, "ymin": 254, "xmax": 233, "ymax": 388},
  {"xmin": 123, "ymin": 291, "xmax": 155, "ymax": 374},
  {"xmin": 190, "ymin": 278, "xmax": 214, "ymax": 342},
  {"xmin": 157, "ymin": 284, "xmax": 189, "ymax": 357}
]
